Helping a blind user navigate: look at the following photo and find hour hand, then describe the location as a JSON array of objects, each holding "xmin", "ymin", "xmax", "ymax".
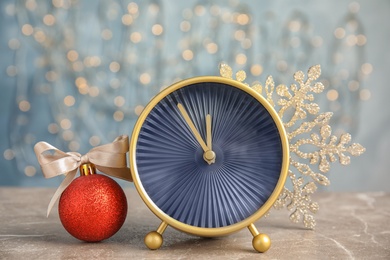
[{"xmin": 177, "ymin": 103, "xmax": 215, "ymax": 165}]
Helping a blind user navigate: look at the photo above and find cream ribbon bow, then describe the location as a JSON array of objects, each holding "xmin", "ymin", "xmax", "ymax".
[{"xmin": 34, "ymin": 135, "xmax": 132, "ymax": 217}]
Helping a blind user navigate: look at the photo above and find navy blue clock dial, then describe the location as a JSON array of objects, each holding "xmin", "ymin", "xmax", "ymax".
[{"xmin": 135, "ymin": 81, "xmax": 283, "ymax": 228}]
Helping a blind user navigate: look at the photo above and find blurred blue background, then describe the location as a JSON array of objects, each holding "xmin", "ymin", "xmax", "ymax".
[{"xmin": 0, "ymin": 0, "xmax": 389, "ymax": 191}]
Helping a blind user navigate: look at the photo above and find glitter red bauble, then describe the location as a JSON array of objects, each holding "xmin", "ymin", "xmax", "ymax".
[{"xmin": 58, "ymin": 174, "xmax": 127, "ymax": 242}]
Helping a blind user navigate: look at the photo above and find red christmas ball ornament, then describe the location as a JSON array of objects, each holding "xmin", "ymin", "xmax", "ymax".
[{"xmin": 58, "ymin": 163, "xmax": 127, "ymax": 242}]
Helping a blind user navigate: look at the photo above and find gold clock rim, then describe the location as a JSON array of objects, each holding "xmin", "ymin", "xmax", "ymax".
[{"xmin": 129, "ymin": 76, "xmax": 290, "ymax": 237}]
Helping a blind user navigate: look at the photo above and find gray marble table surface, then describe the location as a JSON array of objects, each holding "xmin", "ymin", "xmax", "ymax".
[{"xmin": 0, "ymin": 188, "xmax": 389, "ymax": 259}]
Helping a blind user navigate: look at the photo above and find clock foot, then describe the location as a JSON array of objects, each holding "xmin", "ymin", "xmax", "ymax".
[
  {"xmin": 248, "ymin": 223, "xmax": 271, "ymax": 253},
  {"xmin": 144, "ymin": 221, "xmax": 168, "ymax": 250}
]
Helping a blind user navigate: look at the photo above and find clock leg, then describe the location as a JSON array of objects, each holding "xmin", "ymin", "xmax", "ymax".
[
  {"xmin": 247, "ymin": 223, "xmax": 271, "ymax": 253},
  {"xmin": 144, "ymin": 221, "xmax": 168, "ymax": 250}
]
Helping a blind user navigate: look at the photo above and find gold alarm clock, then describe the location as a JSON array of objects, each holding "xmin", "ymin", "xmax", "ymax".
[{"xmin": 130, "ymin": 76, "xmax": 289, "ymax": 252}]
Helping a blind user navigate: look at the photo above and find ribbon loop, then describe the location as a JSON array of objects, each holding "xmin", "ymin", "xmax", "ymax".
[
  {"xmin": 80, "ymin": 154, "xmax": 89, "ymax": 165},
  {"xmin": 34, "ymin": 135, "xmax": 132, "ymax": 216}
]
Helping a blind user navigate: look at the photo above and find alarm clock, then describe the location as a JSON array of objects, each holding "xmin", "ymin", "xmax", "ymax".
[{"xmin": 129, "ymin": 76, "xmax": 289, "ymax": 252}]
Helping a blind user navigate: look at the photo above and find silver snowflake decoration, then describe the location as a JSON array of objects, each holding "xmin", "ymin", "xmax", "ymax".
[{"xmin": 219, "ymin": 63, "xmax": 365, "ymax": 229}]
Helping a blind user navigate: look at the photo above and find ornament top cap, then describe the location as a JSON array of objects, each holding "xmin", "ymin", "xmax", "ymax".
[{"xmin": 80, "ymin": 163, "xmax": 96, "ymax": 176}]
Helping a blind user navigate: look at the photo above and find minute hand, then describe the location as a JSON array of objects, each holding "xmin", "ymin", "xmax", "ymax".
[
  {"xmin": 206, "ymin": 114, "xmax": 212, "ymax": 150},
  {"xmin": 177, "ymin": 103, "xmax": 209, "ymax": 152}
]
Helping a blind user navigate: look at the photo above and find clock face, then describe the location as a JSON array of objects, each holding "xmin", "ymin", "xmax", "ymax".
[{"xmin": 131, "ymin": 77, "xmax": 288, "ymax": 231}]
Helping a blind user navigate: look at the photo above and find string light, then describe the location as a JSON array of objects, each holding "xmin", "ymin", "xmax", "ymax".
[
  {"xmin": 205, "ymin": 42, "xmax": 218, "ymax": 54},
  {"xmin": 24, "ymin": 134, "xmax": 35, "ymax": 145},
  {"xmin": 277, "ymin": 60, "xmax": 288, "ymax": 71},
  {"xmin": 334, "ymin": 27, "xmax": 346, "ymax": 39},
  {"xmin": 140, "ymin": 73, "xmax": 151, "ymax": 85},
  {"xmin": 250, "ymin": 64, "xmax": 263, "ymax": 76},
  {"xmin": 21, "ymin": 24, "xmax": 33, "ymax": 36},
  {"xmin": 194, "ymin": 5, "xmax": 205, "ymax": 16},
  {"xmin": 180, "ymin": 21, "xmax": 191, "ymax": 32},
  {"xmin": 18, "ymin": 100, "xmax": 31, "ymax": 112},
  {"xmin": 236, "ymin": 13, "xmax": 250, "ymax": 25},
  {"xmin": 113, "ymin": 111, "xmax": 124, "ymax": 121},
  {"xmin": 114, "ymin": 96, "xmax": 125, "ymax": 107},
  {"xmin": 127, "ymin": 2, "xmax": 138, "ymax": 14},
  {"xmin": 234, "ymin": 30, "xmax": 245, "ymax": 41},
  {"xmin": 3, "ymin": 149, "xmax": 15, "ymax": 160},
  {"xmin": 67, "ymin": 50, "xmax": 79, "ymax": 62},
  {"xmin": 43, "ymin": 14, "xmax": 55, "ymax": 26},
  {"xmin": 148, "ymin": 4, "xmax": 160, "ymax": 15},
  {"xmin": 88, "ymin": 86, "xmax": 100, "ymax": 97},
  {"xmin": 290, "ymin": 36, "xmax": 301, "ymax": 48},
  {"xmin": 24, "ymin": 166, "xmax": 36, "ymax": 177},
  {"xmin": 25, "ymin": 0, "xmax": 37, "ymax": 11},
  {"xmin": 235, "ymin": 53, "xmax": 247, "ymax": 65},
  {"xmin": 151, "ymin": 24, "xmax": 164, "ymax": 36},
  {"xmin": 109, "ymin": 62, "xmax": 120, "ymax": 73},
  {"xmin": 48, "ymin": 123, "xmax": 59, "ymax": 134},
  {"xmin": 130, "ymin": 32, "xmax": 142, "ymax": 43},
  {"xmin": 62, "ymin": 130, "xmax": 74, "ymax": 141},
  {"xmin": 134, "ymin": 105, "xmax": 144, "ymax": 116},
  {"xmin": 72, "ymin": 61, "xmax": 84, "ymax": 72},
  {"xmin": 356, "ymin": 34, "xmax": 367, "ymax": 46},
  {"xmin": 359, "ymin": 89, "xmax": 371, "ymax": 100},
  {"xmin": 8, "ymin": 38, "xmax": 20, "ymax": 50},
  {"xmin": 182, "ymin": 50, "xmax": 193, "ymax": 61},
  {"xmin": 60, "ymin": 119, "xmax": 72, "ymax": 130},
  {"xmin": 182, "ymin": 8, "xmax": 192, "ymax": 19},
  {"xmin": 110, "ymin": 78, "xmax": 121, "ymax": 89},
  {"xmin": 361, "ymin": 63, "xmax": 373, "ymax": 75},
  {"xmin": 241, "ymin": 39, "xmax": 252, "ymax": 49},
  {"xmin": 101, "ymin": 29, "xmax": 113, "ymax": 40},
  {"xmin": 346, "ymin": 34, "xmax": 357, "ymax": 46},
  {"xmin": 89, "ymin": 136, "xmax": 101, "ymax": 146},
  {"xmin": 6, "ymin": 65, "xmax": 18, "ymax": 77},
  {"xmin": 75, "ymin": 77, "xmax": 86, "ymax": 86},
  {"xmin": 327, "ymin": 89, "xmax": 339, "ymax": 101},
  {"xmin": 64, "ymin": 95, "xmax": 75, "ymax": 106},
  {"xmin": 68, "ymin": 141, "xmax": 80, "ymax": 151},
  {"xmin": 5, "ymin": 4, "xmax": 16, "ymax": 16},
  {"xmin": 84, "ymin": 56, "xmax": 101, "ymax": 67},
  {"xmin": 348, "ymin": 80, "xmax": 360, "ymax": 91},
  {"xmin": 33, "ymin": 30, "xmax": 46, "ymax": 43},
  {"xmin": 289, "ymin": 20, "xmax": 302, "ymax": 32},
  {"xmin": 122, "ymin": 14, "xmax": 133, "ymax": 25},
  {"xmin": 311, "ymin": 36, "xmax": 323, "ymax": 47}
]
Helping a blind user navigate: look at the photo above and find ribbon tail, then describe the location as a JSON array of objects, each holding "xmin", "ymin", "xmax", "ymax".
[
  {"xmin": 46, "ymin": 169, "xmax": 78, "ymax": 217},
  {"xmin": 96, "ymin": 166, "xmax": 133, "ymax": 182}
]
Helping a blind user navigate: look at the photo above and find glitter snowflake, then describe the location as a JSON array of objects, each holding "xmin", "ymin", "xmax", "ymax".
[{"xmin": 219, "ymin": 63, "xmax": 365, "ymax": 229}]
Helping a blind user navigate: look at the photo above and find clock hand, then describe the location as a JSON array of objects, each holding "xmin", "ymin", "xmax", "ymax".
[
  {"xmin": 177, "ymin": 103, "xmax": 215, "ymax": 165},
  {"xmin": 205, "ymin": 114, "xmax": 216, "ymax": 164},
  {"xmin": 177, "ymin": 103, "xmax": 208, "ymax": 152},
  {"xmin": 206, "ymin": 114, "xmax": 212, "ymax": 150}
]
